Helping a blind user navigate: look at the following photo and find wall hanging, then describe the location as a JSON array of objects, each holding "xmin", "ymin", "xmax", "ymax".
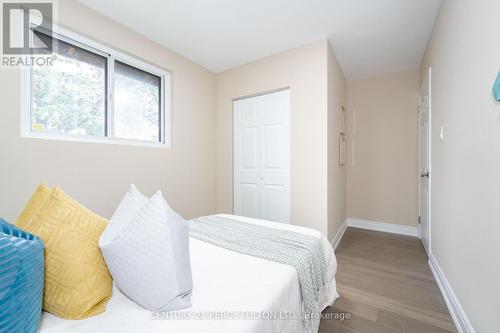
[
  {"xmin": 338, "ymin": 105, "xmax": 347, "ymax": 166},
  {"xmin": 339, "ymin": 134, "xmax": 346, "ymax": 166},
  {"xmin": 339, "ymin": 105, "xmax": 346, "ymax": 134},
  {"xmin": 493, "ymin": 69, "xmax": 500, "ymax": 101}
]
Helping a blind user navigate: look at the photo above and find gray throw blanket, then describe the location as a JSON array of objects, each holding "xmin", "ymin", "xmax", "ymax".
[{"xmin": 189, "ymin": 215, "xmax": 328, "ymax": 318}]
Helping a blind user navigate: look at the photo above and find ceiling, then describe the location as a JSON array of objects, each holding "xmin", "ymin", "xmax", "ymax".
[{"xmin": 77, "ymin": 0, "xmax": 442, "ymax": 80}]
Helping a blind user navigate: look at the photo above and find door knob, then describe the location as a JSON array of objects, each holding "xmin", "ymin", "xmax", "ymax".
[{"xmin": 420, "ymin": 171, "xmax": 429, "ymax": 178}]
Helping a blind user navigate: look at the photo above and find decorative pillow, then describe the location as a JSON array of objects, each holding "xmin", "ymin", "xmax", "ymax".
[
  {"xmin": 16, "ymin": 186, "xmax": 112, "ymax": 319},
  {"xmin": 99, "ymin": 184, "xmax": 150, "ymax": 247},
  {"xmin": 0, "ymin": 219, "xmax": 44, "ymax": 333},
  {"xmin": 99, "ymin": 188, "xmax": 192, "ymax": 311},
  {"xmin": 15, "ymin": 184, "xmax": 52, "ymax": 228},
  {"xmin": 99, "ymin": 184, "xmax": 174, "ymax": 247}
]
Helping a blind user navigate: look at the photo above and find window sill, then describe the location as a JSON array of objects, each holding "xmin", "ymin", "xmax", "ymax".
[{"xmin": 21, "ymin": 131, "xmax": 171, "ymax": 149}]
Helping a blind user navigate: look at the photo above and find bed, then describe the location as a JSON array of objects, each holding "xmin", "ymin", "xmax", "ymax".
[{"xmin": 39, "ymin": 214, "xmax": 338, "ymax": 333}]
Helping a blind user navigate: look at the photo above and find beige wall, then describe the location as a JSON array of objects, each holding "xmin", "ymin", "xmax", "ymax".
[
  {"xmin": 215, "ymin": 40, "xmax": 343, "ymax": 236},
  {"xmin": 347, "ymin": 70, "xmax": 419, "ymax": 227},
  {"xmin": 327, "ymin": 45, "xmax": 348, "ymax": 240},
  {"xmin": 420, "ymin": 0, "xmax": 500, "ymax": 331},
  {"xmin": 0, "ymin": 0, "xmax": 216, "ymax": 221}
]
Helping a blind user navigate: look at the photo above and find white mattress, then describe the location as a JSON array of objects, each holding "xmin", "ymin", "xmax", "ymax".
[{"xmin": 39, "ymin": 214, "xmax": 338, "ymax": 333}]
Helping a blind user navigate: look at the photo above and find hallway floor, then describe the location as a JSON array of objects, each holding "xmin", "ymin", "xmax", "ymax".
[{"xmin": 319, "ymin": 228, "xmax": 456, "ymax": 333}]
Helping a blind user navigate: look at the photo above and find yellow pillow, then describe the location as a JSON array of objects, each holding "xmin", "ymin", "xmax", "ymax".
[
  {"xmin": 16, "ymin": 184, "xmax": 52, "ymax": 228},
  {"xmin": 16, "ymin": 185, "xmax": 112, "ymax": 319}
]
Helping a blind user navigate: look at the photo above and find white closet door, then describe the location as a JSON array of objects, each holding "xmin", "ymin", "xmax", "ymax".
[
  {"xmin": 234, "ymin": 90, "xmax": 290, "ymax": 223},
  {"xmin": 234, "ymin": 96, "xmax": 261, "ymax": 219}
]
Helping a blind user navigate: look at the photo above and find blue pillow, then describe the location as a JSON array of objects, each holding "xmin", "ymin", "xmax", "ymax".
[{"xmin": 0, "ymin": 219, "xmax": 44, "ymax": 333}]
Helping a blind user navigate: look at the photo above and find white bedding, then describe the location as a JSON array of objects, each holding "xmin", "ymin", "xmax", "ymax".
[{"xmin": 39, "ymin": 214, "xmax": 338, "ymax": 333}]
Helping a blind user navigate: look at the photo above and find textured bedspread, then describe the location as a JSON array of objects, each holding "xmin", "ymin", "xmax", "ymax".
[{"xmin": 190, "ymin": 215, "xmax": 329, "ymax": 319}]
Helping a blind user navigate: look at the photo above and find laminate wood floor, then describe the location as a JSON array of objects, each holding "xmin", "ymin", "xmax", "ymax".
[{"xmin": 319, "ymin": 228, "xmax": 456, "ymax": 333}]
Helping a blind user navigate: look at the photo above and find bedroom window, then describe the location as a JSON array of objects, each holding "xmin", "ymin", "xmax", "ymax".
[{"xmin": 22, "ymin": 27, "xmax": 171, "ymax": 148}]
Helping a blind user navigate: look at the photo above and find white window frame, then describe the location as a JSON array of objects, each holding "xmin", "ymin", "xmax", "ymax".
[{"xmin": 20, "ymin": 23, "xmax": 172, "ymax": 148}]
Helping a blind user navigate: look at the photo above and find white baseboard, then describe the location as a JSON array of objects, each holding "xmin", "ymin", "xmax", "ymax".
[
  {"xmin": 428, "ymin": 253, "xmax": 475, "ymax": 333},
  {"xmin": 346, "ymin": 218, "xmax": 419, "ymax": 237},
  {"xmin": 330, "ymin": 218, "xmax": 418, "ymax": 251},
  {"xmin": 330, "ymin": 219, "xmax": 348, "ymax": 251}
]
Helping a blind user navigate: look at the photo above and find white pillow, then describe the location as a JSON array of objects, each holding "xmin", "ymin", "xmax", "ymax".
[
  {"xmin": 99, "ymin": 184, "xmax": 173, "ymax": 247},
  {"xmin": 99, "ymin": 184, "xmax": 148, "ymax": 247},
  {"xmin": 99, "ymin": 185, "xmax": 192, "ymax": 311}
]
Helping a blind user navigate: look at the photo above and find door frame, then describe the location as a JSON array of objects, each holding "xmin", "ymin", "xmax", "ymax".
[
  {"xmin": 232, "ymin": 88, "xmax": 291, "ymax": 222},
  {"xmin": 418, "ymin": 67, "xmax": 432, "ymax": 254}
]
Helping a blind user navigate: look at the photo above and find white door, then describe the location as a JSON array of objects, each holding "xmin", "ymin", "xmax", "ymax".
[
  {"xmin": 418, "ymin": 68, "xmax": 431, "ymax": 255},
  {"xmin": 233, "ymin": 89, "xmax": 290, "ymax": 223}
]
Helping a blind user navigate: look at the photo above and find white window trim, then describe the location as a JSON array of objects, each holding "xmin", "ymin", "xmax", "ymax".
[{"xmin": 20, "ymin": 23, "xmax": 172, "ymax": 148}]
